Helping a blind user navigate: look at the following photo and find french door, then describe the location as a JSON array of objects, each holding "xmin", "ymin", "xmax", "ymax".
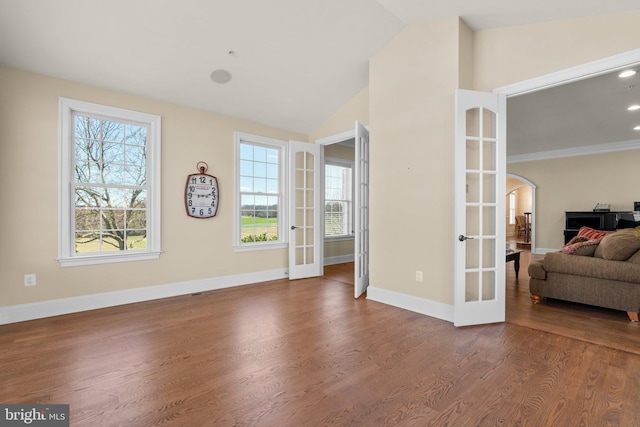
[
  {"xmin": 454, "ymin": 90, "xmax": 506, "ymax": 326},
  {"xmin": 354, "ymin": 122, "xmax": 370, "ymax": 298},
  {"xmin": 288, "ymin": 141, "xmax": 322, "ymax": 280}
]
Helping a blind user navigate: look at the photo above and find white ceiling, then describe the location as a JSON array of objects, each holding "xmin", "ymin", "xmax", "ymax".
[
  {"xmin": 507, "ymin": 69, "xmax": 640, "ymax": 156},
  {"xmin": 1, "ymin": 0, "xmax": 639, "ymax": 140}
]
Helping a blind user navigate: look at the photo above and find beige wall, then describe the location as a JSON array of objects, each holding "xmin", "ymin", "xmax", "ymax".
[
  {"xmin": 309, "ymin": 87, "xmax": 369, "ymax": 142},
  {"xmin": 473, "ymin": 11, "xmax": 640, "ymax": 92},
  {"xmin": 369, "ymin": 17, "xmax": 465, "ymax": 304},
  {"xmin": 0, "ymin": 66, "xmax": 305, "ymax": 307},
  {"xmin": 508, "ymin": 150, "xmax": 640, "ymax": 250}
]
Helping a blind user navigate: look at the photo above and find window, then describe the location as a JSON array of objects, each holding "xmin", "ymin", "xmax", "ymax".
[
  {"xmin": 58, "ymin": 98, "xmax": 161, "ymax": 267},
  {"xmin": 509, "ymin": 192, "xmax": 516, "ymax": 225},
  {"xmin": 234, "ymin": 132, "xmax": 287, "ymax": 250},
  {"xmin": 325, "ymin": 158, "xmax": 353, "ymax": 238}
]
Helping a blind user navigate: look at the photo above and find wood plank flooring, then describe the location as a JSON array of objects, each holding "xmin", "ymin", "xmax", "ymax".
[
  {"xmin": 506, "ymin": 251, "xmax": 640, "ymax": 355},
  {"xmin": 1, "ymin": 263, "xmax": 640, "ymax": 426}
]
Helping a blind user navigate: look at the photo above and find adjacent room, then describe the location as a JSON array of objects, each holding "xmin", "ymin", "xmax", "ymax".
[{"xmin": 2, "ymin": 1, "xmax": 640, "ymax": 425}]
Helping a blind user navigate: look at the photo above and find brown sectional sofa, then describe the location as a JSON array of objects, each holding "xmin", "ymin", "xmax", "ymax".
[{"xmin": 528, "ymin": 227, "xmax": 640, "ymax": 321}]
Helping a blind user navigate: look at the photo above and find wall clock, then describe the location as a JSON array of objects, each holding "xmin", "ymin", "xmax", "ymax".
[{"xmin": 185, "ymin": 161, "xmax": 219, "ymax": 218}]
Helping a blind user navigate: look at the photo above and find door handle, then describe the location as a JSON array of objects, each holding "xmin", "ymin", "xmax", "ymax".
[
  {"xmin": 458, "ymin": 235, "xmax": 474, "ymax": 241},
  {"xmin": 291, "ymin": 225, "xmax": 298, "ymax": 230}
]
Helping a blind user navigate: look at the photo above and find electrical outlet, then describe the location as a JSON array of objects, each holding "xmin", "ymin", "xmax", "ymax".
[
  {"xmin": 415, "ymin": 270, "xmax": 423, "ymax": 282},
  {"xmin": 24, "ymin": 274, "xmax": 36, "ymax": 287}
]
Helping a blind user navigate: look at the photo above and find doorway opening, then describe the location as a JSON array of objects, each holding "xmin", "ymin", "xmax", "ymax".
[
  {"xmin": 506, "ymin": 174, "xmax": 536, "ymax": 253},
  {"xmin": 316, "ymin": 123, "xmax": 370, "ymax": 298}
]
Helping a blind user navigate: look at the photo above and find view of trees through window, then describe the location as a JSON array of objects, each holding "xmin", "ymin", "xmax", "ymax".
[{"xmin": 74, "ymin": 114, "xmax": 148, "ymax": 253}]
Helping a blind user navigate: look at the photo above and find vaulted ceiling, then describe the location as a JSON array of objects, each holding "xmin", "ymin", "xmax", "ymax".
[{"xmin": 1, "ymin": 0, "xmax": 639, "ymax": 146}]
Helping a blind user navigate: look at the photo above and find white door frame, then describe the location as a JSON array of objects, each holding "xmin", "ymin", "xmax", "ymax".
[
  {"xmin": 316, "ymin": 129, "xmax": 357, "ymax": 271},
  {"xmin": 496, "ymin": 49, "xmax": 640, "ymax": 256},
  {"xmin": 495, "ymin": 49, "xmax": 640, "ymax": 97}
]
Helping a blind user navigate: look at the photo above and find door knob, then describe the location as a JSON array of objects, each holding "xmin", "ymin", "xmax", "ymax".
[{"xmin": 458, "ymin": 235, "xmax": 474, "ymax": 241}]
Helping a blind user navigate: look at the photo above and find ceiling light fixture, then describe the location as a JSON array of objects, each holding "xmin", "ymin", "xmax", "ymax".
[
  {"xmin": 210, "ymin": 69, "xmax": 232, "ymax": 84},
  {"xmin": 628, "ymin": 104, "xmax": 640, "ymax": 111},
  {"xmin": 635, "ymin": 125, "xmax": 640, "ymax": 131},
  {"xmin": 619, "ymin": 69, "xmax": 637, "ymax": 78}
]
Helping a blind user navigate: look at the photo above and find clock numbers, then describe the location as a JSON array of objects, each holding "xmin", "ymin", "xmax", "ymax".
[{"xmin": 185, "ymin": 172, "xmax": 219, "ymax": 218}]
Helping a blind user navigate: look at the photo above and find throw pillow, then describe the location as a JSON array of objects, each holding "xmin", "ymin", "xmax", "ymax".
[
  {"xmin": 593, "ymin": 228, "xmax": 640, "ymax": 261},
  {"xmin": 559, "ymin": 238, "xmax": 600, "ymax": 256},
  {"xmin": 577, "ymin": 226, "xmax": 611, "ymax": 240}
]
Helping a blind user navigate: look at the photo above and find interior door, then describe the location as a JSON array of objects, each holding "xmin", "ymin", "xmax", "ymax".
[
  {"xmin": 454, "ymin": 90, "xmax": 506, "ymax": 326},
  {"xmin": 288, "ymin": 140, "xmax": 322, "ymax": 280},
  {"xmin": 354, "ymin": 121, "xmax": 370, "ymax": 298}
]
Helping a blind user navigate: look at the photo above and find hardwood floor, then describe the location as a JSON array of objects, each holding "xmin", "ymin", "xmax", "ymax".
[
  {"xmin": 1, "ymin": 264, "xmax": 640, "ymax": 426},
  {"xmin": 506, "ymin": 250, "xmax": 640, "ymax": 355}
]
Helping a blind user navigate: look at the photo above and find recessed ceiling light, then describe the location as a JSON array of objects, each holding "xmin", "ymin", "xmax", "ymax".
[
  {"xmin": 635, "ymin": 125, "xmax": 640, "ymax": 131},
  {"xmin": 628, "ymin": 104, "xmax": 640, "ymax": 111},
  {"xmin": 619, "ymin": 69, "xmax": 637, "ymax": 78},
  {"xmin": 210, "ymin": 69, "xmax": 232, "ymax": 84}
]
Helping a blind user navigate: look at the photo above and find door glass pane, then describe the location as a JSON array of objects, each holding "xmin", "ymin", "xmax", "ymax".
[
  {"xmin": 306, "ymin": 189, "xmax": 314, "ymax": 209},
  {"xmin": 466, "ymin": 272, "xmax": 479, "ymax": 302},
  {"xmin": 482, "ymin": 271, "xmax": 496, "ymax": 301},
  {"xmin": 466, "ymin": 206, "xmax": 479, "ymax": 236},
  {"xmin": 482, "ymin": 109, "xmax": 496, "ymax": 139},
  {"xmin": 296, "ymin": 247, "xmax": 304, "ymax": 265},
  {"xmin": 465, "ymin": 238, "xmax": 479, "ymax": 269},
  {"xmin": 466, "ymin": 173, "xmax": 479, "ymax": 203},
  {"xmin": 296, "ymin": 170, "xmax": 305, "ymax": 188},
  {"xmin": 466, "ymin": 139, "xmax": 479, "ymax": 170},
  {"xmin": 296, "ymin": 152, "xmax": 305, "ymax": 169},
  {"xmin": 482, "ymin": 238, "xmax": 496, "ymax": 268},
  {"xmin": 482, "ymin": 206, "xmax": 496, "ymax": 235},
  {"xmin": 466, "ymin": 108, "xmax": 480, "ymax": 137},
  {"xmin": 295, "ymin": 228, "xmax": 304, "ymax": 245},
  {"xmin": 482, "ymin": 140, "xmax": 496, "ymax": 171},
  {"xmin": 482, "ymin": 173, "xmax": 496, "ymax": 203},
  {"xmin": 306, "ymin": 247, "xmax": 314, "ymax": 264}
]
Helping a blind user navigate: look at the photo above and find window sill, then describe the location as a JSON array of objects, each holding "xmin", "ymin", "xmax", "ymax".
[
  {"xmin": 234, "ymin": 242, "xmax": 288, "ymax": 252},
  {"xmin": 58, "ymin": 251, "xmax": 161, "ymax": 267},
  {"xmin": 324, "ymin": 235, "xmax": 355, "ymax": 242}
]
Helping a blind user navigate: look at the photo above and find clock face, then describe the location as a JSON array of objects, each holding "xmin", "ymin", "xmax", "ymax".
[{"xmin": 185, "ymin": 173, "xmax": 219, "ymax": 218}]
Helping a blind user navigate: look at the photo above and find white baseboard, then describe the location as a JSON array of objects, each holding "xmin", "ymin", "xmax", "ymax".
[
  {"xmin": 0, "ymin": 268, "xmax": 288, "ymax": 325},
  {"xmin": 324, "ymin": 254, "xmax": 355, "ymax": 266},
  {"xmin": 366, "ymin": 286, "xmax": 454, "ymax": 323},
  {"xmin": 535, "ymin": 247, "xmax": 558, "ymax": 255}
]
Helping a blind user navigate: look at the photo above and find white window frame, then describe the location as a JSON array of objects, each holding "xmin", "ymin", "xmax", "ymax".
[
  {"xmin": 324, "ymin": 157, "xmax": 354, "ymax": 241},
  {"xmin": 58, "ymin": 98, "xmax": 162, "ymax": 267},
  {"xmin": 234, "ymin": 132, "xmax": 288, "ymax": 251}
]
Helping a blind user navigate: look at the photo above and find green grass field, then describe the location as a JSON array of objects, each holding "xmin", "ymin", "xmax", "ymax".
[{"xmin": 241, "ymin": 216, "xmax": 278, "ymax": 241}]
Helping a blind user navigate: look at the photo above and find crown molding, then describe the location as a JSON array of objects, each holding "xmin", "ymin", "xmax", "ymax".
[{"xmin": 507, "ymin": 139, "xmax": 640, "ymax": 164}]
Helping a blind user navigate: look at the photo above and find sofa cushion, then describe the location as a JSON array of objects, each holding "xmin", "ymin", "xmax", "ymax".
[
  {"xmin": 527, "ymin": 259, "xmax": 546, "ymax": 280},
  {"xmin": 544, "ymin": 252, "xmax": 640, "ymax": 284},
  {"xmin": 628, "ymin": 249, "xmax": 640, "ymax": 265},
  {"xmin": 594, "ymin": 228, "xmax": 640, "ymax": 261},
  {"xmin": 577, "ymin": 226, "xmax": 611, "ymax": 240},
  {"xmin": 559, "ymin": 237, "xmax": 600, "ymax": 256}
]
